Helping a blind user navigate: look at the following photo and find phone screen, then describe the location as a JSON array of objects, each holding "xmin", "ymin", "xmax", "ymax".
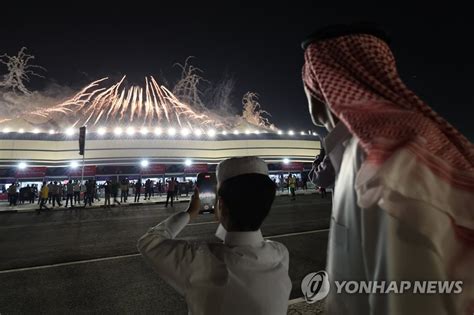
[{"xmin": 196, "ymin": 172, "xmax": 217, "ymax": 213}]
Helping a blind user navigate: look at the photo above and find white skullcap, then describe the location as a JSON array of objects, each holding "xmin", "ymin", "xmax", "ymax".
[{"xmin": 217, "ymin": 156, "xmax": 269, "ymax": 185}]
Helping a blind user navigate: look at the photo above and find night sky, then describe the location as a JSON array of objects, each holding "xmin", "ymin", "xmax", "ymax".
[{"xmin": 1, "ymin": 3, "xmax": 473, "ymax": 139}]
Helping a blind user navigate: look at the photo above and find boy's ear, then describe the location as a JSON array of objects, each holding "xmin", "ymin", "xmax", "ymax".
[{"xmin": 216, "ymin": 196, "xmax": 226, "ymax": 221}]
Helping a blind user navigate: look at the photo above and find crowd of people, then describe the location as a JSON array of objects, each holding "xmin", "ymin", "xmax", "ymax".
[
  {"xmin": 2, "ymin": 177, "xmax": 198, "ymax": 211},
  {"xmin": 3, "ymin": 174, "xmax": 317, "ymax": 210}
]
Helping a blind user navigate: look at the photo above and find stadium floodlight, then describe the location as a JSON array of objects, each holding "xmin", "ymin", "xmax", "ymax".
[
  {"xmin": 277, "ymin": 130, "xmax": 283, "ymax": 135},
  {"xmin": 245, "ymin": 129, "xmax": 251, "ymax": 135},
  {"xmin": 254, "ymin": 130, "xmax": 260, "ymax": 135},
  {"xmin": 167, "ymin": 127, "xmax": 176, "ymax": 136},
  {"xmin": 49, "ymin": 129, "xmax": 55, "ymax": 135},
  {"xmin": 222, "ymin": 130, "xmax": 227, "ymax": 135},
  {"xmin": 283, "ymin": 158, "xmax": 290, "ymax": 164},
  {"xmin": 154, "ymin": 127, "xmax": 162, "ymax": 135},
  {"xmin": 288, "ymin": 130, "xmax": 295, "ymax": 136},
  {"xmin": 126, "ymin": 127, "xmax": 135, "ymax": 135},
  {"xmin": 70, "ymin": 161, "xmax": 79, "ymax": 169},
  {"xmin": 233, "ymin": 130, "xmax": 239, "ymax": 135},
  {"xmin": 140, "ymin": 127, "xmax": 149, "ymax": 135},
  {"xmin": 184, "ymin": 159, "xmax": 192, "ymax": 166},
  {"xmin": 32, "ymin": 128, "xmax": 40, "ymax": 134},
  {"xmin": 207, "ymin": 129, "xmax": 216, "ymax": 137},
  {"xmin": 65, "ymin": 128, "xmax": 74, "ymax": 136},
  {"xmin": 300, "ymin": 131, "xmax": 305, "ymax": 135},
  {"xmin": 194, "ymin": 129, "xmax": 203, "ymax": 137},
  {"xmin": 141, "ymin": 159, "xmax": 149, "ymax": 167},
  {"xmin": 97, "ymin": 127, "xmax": 107, "ymax": 135},
  {"xmin": 18, "ymin": 162, "xmax": 27, "ymax": 170},
  {"xmin": 114, "ymin": 127, "xmax": 123, "ymax": 135},
  {"xmin": 181, "ymin": 128, "xmax": 190, "ymax": 136},
  {"xmin": 2, "ymin": 127, "xmax": 10, "ymax": 134},
  {"xmin": 18, "ymin": 128, "xmax": 25, "ymax": 134}
]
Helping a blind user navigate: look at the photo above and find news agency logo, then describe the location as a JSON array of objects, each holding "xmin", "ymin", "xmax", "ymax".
[
  {"xmin": 301, "ymin": 270, "xmax": 330, "ymax": 303},
  {"xmin": 301, "ymin": 269, "xmax": 464, "ymax": 304}
]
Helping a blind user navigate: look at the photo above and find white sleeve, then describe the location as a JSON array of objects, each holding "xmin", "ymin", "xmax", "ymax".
[
  {"xmin": 137, "ymin": 211, "xmax": 197, "ymax": 295},
  {"xmin": 361, "ymin": 205, "xmax": 453, "ymax": 315}
]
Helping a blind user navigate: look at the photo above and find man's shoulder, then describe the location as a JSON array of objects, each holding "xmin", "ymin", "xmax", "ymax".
[{"xmin": 264, "ymin": 240, "xmax": 289, "ymax": 254}]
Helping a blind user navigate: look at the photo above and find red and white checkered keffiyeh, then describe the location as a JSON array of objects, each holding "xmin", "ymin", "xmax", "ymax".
[{"xmin": 303, "ymin": 34, "xmax": 474, "ymax": 233}]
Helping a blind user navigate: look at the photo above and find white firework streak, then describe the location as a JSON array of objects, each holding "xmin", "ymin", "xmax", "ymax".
[{"xmin": 26, "ymin": 76, "xmax": 222, "ymax": 129}]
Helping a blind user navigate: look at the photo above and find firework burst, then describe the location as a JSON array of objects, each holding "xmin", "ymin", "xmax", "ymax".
[{"xmin": 24, "ymin": 76, "xmax": 224, "ymax": 129}]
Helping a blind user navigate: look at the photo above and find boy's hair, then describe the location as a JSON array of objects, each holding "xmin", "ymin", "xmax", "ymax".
[{"xmin": 217, "ymin": 173, "xmax": 276, "ymax": 231}]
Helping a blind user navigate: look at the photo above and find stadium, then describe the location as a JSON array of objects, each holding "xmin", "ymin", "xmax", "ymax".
[{"xmin": 0, "ymin": 76, "xmax": 321, "ymax": 192}]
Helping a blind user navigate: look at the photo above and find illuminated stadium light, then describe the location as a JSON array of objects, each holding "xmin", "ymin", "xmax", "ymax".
[
  {"xmin": 18, "ymin": 128, "xmax": 25, "ymax": 134},
  {"xmin": 254, "ymin": 130, "xmax": 260, "ymax": 135},
  {"xmin": 140, "ymin": 127, "xmax": 149, "ymax": 135},
  {"xmin": 141, "ymin": 159, "xmax": 149, "ymax": 167},
  {"xmin": 154, "ymin": 127, "xmax": 162, "ymax": 136},
  {"xmin": 97, "ymin": 127, "xmax": 107, "ymax": 135},
  {"xmin": 181, "ymin": 128, "xmax": 190, "ymax": 136},
  {"xmin": 233, "ymin": 130, "xmax": 239, "ymax": 135},
  {"xmin": 184, "ymin": 159, "xmax": 192, "ymax": 166},
  {"xmin": 65, "ymin": 128, "xmax": 74, "ymax": 136},
  {"xmin": 283, "ymin": 158, "xmax": 290, "ymax": 164},
  {"xmin": 194, "ymin": 129, "xmax": 203, "ymax": 137},
  {"xmin": 114, "ymin": 127, "xmax": 123, "ymax": 136},
  {"xmin": 70, "ymin": 161, "xmax": 79, "ymax": 169},
  {"xmin": 126, "ymin": 127, "xmax": 135, "ymax": 136},
  {"xmin": 49, "ymin": 129, "xmax": 55, "ymax": 135},
  {"xmin": 2, "ymin": 127, "xmax": 10, "ymax": 134},
  {"xmin": 207, "ymin": 129, "xmax": 216, "ymax": 137},
  {"xmin": 222, "ymin": 130, "xmax": 228, "ymax": 135},
  {"xmin": 167, "ymin": 127, "xmax": 176, "ymax": 136},
  {"xmin": 32, "ymin": 128, "xmax": 40, "ymax": 134},
  {"xmin": 288, "ymin": 130, "xmax": 295, "ymax": 136},
  {"xmin": 18, "ymin": 162, "xmax": 27, "ymax": 170},
  {"xmin": 312, "ymin": 132, "xmax": 318, "ymax": 136},
  {"xmin": 277, "ymin": 130, "xmax": 283, "ymax": 135},
  {"xmin": 300, "ymin": 131, "xmax": 305, "ymax": 135},
  {"xmin": 245, "ymin": 129, "xmax": 251, "ymax": 135}
]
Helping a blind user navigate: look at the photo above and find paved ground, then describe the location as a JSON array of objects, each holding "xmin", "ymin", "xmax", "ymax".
[{"xmin": 0, "ymin": 194, "xmax": 331, "ymax": 314}]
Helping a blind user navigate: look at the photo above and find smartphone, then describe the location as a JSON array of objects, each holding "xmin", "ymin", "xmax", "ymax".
[{"xmin": 196, "ymin": 172, "xmax": 217, "ymax": 213}]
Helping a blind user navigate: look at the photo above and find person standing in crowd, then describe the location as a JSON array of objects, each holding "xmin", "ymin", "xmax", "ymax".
[
  {"xmin": 137, "ymin": 157, "xmax": 291, "ymax": 315},
  {"xmin": 29, "ymin": 184, "xmax": 35, "ymax": 204},
  {"xmin": 174, "ymin": 178, "xmax": 179, "ymax": 201},
  {"xmin": 52, "ymin": 181, "xmax": 62, "ymax": 208},
  {"xmin": 301, "ymin": 24, "xmax": 474, "ymax": 314},
  {"xmin": 144, "ymin": 179, "xmax": 151, "ymax": 200},
  {"xmin": 103, "ymin": 180, "xmax": 111, "ymax": 207},
  {"xmin": 7, "ymin": 182, "xmax": 17, "ymax": 206},
  {"xmin": 165, "ymin": 177, "xmax": 175, "ymax": 207},
  {"xmin": 134, "ymin": 179, "xmax": 142, "ymax": 202},
  {"xmin": 18, "ymin": 186, "xmax": 25, "ymax": 204},
  {"xmin": 37, "ymin": 181, "xmax": 49, "ymax": 213},
  {"xmin": 84, "ymin": 179, "xmax": 93, "ymax": 207},
  {"xmin": 187, "ymin": 180, "xmax": 193, "ymax": 197},
  {"xmin": 120, "ymin": 178, "xmax": 128, "ymax": 203},
  {"xmin": 73, "ymin": 180, "xmax": 81, "ymax": 205},
  {"xmin": 111, "ymin": 178, "xmax": 121, "ymax": 205},
  {"xmin": 288, "ymin": 175, "xmax": 296, "ymax": 200},
  {"xmin": 93, "ymin": 180, "xmax": 100, "ymax": 203},
  {"xmin": 157, "ymin": 180, "xmax": 162, "ymax": 197},
  {"xmin": 65, "ymin": 180, "xmax": 74, "ymax": 208},
  {"xmin": 47, "ymin": 181, "xmax": 53, "ymax": 204}
]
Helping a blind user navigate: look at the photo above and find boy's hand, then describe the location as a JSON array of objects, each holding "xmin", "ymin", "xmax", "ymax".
[{"xmin": 186, "ymin": 187, "xmax": 201, "ymax": 220}]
